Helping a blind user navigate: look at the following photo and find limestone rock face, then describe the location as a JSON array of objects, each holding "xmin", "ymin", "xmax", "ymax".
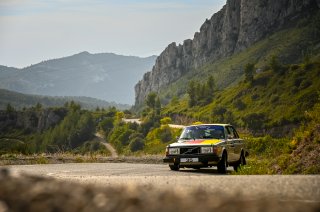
[{"xmin": 134, "ymin": 0, "xmax": 319, "ymax": 107}]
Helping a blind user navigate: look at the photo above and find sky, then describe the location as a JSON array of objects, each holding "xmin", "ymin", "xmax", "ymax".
[{"xmin": 0, "ymin": 0, "xmax": 226, "ymax": 68}]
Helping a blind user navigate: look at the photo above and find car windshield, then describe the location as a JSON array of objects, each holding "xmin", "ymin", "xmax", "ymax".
[{"xmin": 179, "ymin": 125, "xmax": 225, "ymax": 141}]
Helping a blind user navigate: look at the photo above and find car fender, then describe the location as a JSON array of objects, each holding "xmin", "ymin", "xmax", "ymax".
[{"xmin": 220, "ymin": 147, "xmax": 227, "ymax": 159}]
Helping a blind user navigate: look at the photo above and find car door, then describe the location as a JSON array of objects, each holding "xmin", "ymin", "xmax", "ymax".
[
  {"xmin": 225, "ymin": 126, "xmax": 237, "ymax": 162},
  {"xmin": 226, "ymin": 126, "xmax": 242, "ymax": 161}
]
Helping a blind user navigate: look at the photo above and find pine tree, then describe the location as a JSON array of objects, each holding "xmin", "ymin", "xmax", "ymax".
[
  {"xmin": 155, "ymin": 96, "xmax": 161, "ymax": 117},
  {"xmin": 187, "ymin": 80, "xmax": 196, "ymax": 107},
  {"xmin": 244, "ymin": 63, "xmax": 255, "ymax": 84},
  {"xmin": 6, "ymin": 103, "xmax": 15, "ymax": 113},
  {"xmin": 207, "ymin": 75, "xmax": 215, "ymax": 93},
  {"xmin": 146, "ymin": 92, "xmax": 157, "ymax": 109}
]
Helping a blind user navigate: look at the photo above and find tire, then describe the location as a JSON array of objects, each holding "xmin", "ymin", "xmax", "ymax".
[
  {"xmin": 169, "ymin": 164, "xmax": 180, "ymax": 171},
  {"xmin": 217, "ymin": 153, "xmax": 227, "ymax": 174},
  {"xmin": 233, "ymin": 153, "xmax": 246, "ymax": 172}
]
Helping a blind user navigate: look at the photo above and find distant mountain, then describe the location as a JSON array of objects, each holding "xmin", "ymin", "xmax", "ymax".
[
  {"xmin": 0, "ymin": 52, "xmax": 156, "ymax": 104},
  {"xmin": 0, "ymin": 89, "xmax": 130, "ymax": 110}
]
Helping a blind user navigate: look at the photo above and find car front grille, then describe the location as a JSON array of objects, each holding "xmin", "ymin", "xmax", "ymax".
[{"xmin": 180, "ymin": 147, "xmax": 201, "ymax": 155}]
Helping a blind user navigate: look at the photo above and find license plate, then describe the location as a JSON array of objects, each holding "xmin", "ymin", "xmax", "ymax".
[{"xmin": 181, "ymin": 158, "xmax": 199, "ymax": 163}]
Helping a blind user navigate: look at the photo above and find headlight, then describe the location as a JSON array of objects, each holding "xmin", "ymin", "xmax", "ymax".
[
  {"xmin": 169, "ymin": 148, "xmax": 180, "ymax": 155},
  {"xmin": 201, "ymin": 147, "xmax": 214, "ymax": 154}
]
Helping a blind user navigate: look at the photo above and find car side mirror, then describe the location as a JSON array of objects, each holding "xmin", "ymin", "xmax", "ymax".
[{"xmin": 227, "ymin": 135, "xmax": 233, "ymax": 139}]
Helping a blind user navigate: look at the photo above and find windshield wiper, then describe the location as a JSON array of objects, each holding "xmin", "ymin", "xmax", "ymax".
[{"xmin": 179, "ymin": 137, "xmax": 196, "ymax": 141}]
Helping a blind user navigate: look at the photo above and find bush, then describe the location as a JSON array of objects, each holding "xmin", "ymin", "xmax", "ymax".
[
  {"xmin": 160, "ymin": 117, "xmax": 172, "ymax": 125},
  {"xmin": 212, "ymin": 106, "xmax": 226, "ymax": 116},
  {"xmin": 108, "ymin": 125, "xmax": 135, "ymax": 152},
  {"xmin": 299, "ymin": 79, "xmax": 312, "ymax": 90},
  {"xmin": 294, "ymin": 77, "xmax": 304, "ymax": 87},
  {"xmin": 234, "ymin": 99, "xmax": 246, "ymax": 110},
  {"xmin": 270, "ymin": 55, "xmax": 285, "ymax": 74},
  {"xmin": 244, "ymin": 63, "xmax": 255, "ymax": 84},
  {"xmin": 242, "ymin": 113, "xmax": 267, "ymax": 131},
  {"xmin": 99, "ymin": 117, "xmax": 114, "ymax": 135},
  {"xmin": 159, "ymin": 125, "xmax": 172, "ymax": 143},
  {"xmin": 129, "ymin": 138, "xmax": 145, "ymax": 152}
]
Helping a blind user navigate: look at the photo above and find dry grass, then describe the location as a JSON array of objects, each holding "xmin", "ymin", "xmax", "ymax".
[{"xmin": 0, "ymin": 153, "xmax": 163, "ymax": 166}]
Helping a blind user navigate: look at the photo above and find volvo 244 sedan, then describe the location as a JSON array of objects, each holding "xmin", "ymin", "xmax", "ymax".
[{"xmin": 163, "ymin": 124, "xmax": 248, "ymax": 173}]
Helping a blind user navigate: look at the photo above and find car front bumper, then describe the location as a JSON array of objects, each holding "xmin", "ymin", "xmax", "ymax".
[{"xmin": 163, "ymin": 154, "xmax": 221, "ymax": 166}]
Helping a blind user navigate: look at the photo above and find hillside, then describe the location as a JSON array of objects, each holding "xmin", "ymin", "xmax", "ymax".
[
  {"xmin": 0, "ymin": 89, "xmax": 129, "ymax": 110},
  {"xmin": 162, "ymin": 60, "xmax": 320, "ymax": 136},
  {"xmin": 134, "ymin": 0, "xmax": 320, "ymax": 108},
  {"xmin": 0, "ymin": 52, "xmax": 156, "ymax": 104}
]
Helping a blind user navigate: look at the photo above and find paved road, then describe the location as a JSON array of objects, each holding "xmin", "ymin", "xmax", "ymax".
[
  {"xmin": 7, "ymin": 163, "xmax": 320, "ymax": 202},
  {"xmin": 122, "ymin": 118, "xmax": 185, "ymax": 129}
]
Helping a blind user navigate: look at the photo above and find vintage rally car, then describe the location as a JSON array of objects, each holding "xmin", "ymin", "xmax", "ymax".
[{"xmin": 163, "ymin": 124, "xmax": 248, "ymax": 173}]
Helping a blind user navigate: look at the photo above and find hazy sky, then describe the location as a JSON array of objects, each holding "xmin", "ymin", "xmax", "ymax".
[{"xmin": 0, "ymin": 0, "xmax": 226, "ymax": 68}]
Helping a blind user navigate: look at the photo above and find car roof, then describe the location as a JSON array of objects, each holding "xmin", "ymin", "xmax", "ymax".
[{"xmin": 186, "ymin": 123, "xmax": 231, "ymax": 127}]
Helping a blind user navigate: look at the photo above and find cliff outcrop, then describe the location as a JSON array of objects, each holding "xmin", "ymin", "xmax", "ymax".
[{"xmin": 135, "ymin": 0, "xmax": 320, "ymax": 107}]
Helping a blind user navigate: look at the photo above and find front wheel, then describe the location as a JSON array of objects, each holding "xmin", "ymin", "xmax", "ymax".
[
  {"xmin": 217, "ymin": 153, "xmax": 227, "ymax": 174},
  {"xmin": 169, "ymin": 164, "xmax": 179, "ymax": 171}
]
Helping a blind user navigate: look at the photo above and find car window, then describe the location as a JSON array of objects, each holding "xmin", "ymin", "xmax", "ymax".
[
  {"xmin": 179, "ymin": 125, "xmax": 225, "ymax": 140},
  {"xmin": 226, "ymin": 126, "xmax": 239, "ymax": 139}
]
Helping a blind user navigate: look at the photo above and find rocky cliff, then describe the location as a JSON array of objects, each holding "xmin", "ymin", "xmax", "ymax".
[{"xmin": 135, "ymin": 0, "xmax": 320, "ymax": 107}]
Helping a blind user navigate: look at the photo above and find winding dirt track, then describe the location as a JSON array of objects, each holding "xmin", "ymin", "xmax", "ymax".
[
  {"xmin": 95, "ymin": 133, "xmax": 118, "ymax": 158},
  {"xmin": 7, "ymin": 163, "xmax": 320, "ymax": 203}
]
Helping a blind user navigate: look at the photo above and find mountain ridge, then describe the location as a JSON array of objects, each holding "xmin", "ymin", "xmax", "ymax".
[
  {"xmin": 0, "ymin": 52, "xmax": 157, "ymax": 104},
  {"xmin": 0, "ymin": 88, "xmax": 130, "ymax": 110}
]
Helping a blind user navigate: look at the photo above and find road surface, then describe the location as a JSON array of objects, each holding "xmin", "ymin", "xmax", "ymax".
[
  {"xmin": 122, "ymin": 118, "xmax": 185, "ymax": 129},
  {"xmin": 7, "ymin": 163, "xmax": 320, "ymax": 202}
]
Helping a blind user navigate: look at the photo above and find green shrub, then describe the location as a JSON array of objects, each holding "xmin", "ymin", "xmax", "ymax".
[
  {"xmin": 129, "ymin": 138, "xmax": 145, "ymax": 152},
  {"xmin": 212, "ymin": 106, "xmax": 226, "ymax": 116},
  {"xmin": 234, "ymin": 99, "xmax": 246, "ymax": 110},
  {"xmin": 160, "ymin": 117, "xmax": 172, "ymax": 125},
  {"xmin": 299, "ymin": 79, "xmax": 312, "ymax": 89},
  {"xmin": 99, "ymin": 117, "xmax": 114, "ymax": 135},
  {"xmin": 159, "ymin": 125, "xmax": 173, "ymax": 143},
  {"xmin": 242, "ymin": 113, "xmax": 267, "ymax": 131}
]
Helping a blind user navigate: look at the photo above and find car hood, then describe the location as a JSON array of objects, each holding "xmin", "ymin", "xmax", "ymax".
[{"xmin": 169, "ymin": 139, "xmax": 223, "ymax": 147}]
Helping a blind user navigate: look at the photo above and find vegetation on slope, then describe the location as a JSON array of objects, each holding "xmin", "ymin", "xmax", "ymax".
[
  {"xmin": 99, "ymin": 96, "xmax": 181, "ymax": 155},
  {"xmin": 162, "ymin": 61, "xmax": 320, "ymax": 136},
  {"xmin": 236, "ymin": 99, "xmax": 320, "ymax": 174},
  {"xmin": 0, "ymin": 102, "xmax": 108, "ymax": 155}
]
